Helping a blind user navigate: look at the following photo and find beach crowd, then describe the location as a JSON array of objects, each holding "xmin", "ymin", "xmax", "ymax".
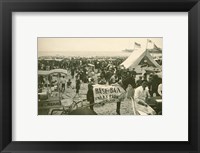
[{"xmin": 38, "ymin": 57, "xmax": 162, "ymax": 115}]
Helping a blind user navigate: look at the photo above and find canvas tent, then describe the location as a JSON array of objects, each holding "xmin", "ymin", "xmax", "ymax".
[{"xmin": 120, "ymin": 48, "xmax": 161, "ymax": 70}]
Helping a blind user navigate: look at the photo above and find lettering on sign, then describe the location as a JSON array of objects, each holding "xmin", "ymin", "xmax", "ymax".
[{"xmin": 93, "ymin": 84, "xmax": 125, "ymax": 103}]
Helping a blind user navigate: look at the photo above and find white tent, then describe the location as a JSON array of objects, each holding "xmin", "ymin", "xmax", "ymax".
[{"xmin": 120, "ymin": 48, "xmax": 161, "ymax": 69}]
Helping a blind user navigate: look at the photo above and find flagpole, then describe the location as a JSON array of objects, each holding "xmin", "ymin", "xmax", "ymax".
[
  {"xmin": 145, "ymin": 39, "xmax": 149, "ymax": 55},
  {"xmin": 146, "ymin": 39, "xmax": 149, "ymax": 51}
]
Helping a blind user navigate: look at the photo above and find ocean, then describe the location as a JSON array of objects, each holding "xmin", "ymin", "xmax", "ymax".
[{"xmin": 38, "ymin": 51, "xmax": 131, "ymax": 57}]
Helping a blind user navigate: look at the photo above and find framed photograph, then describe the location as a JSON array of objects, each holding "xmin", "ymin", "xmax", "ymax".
[
  {"xmin": 0, "ymin": 0, "xmax": 199, "ymax": 152},
  {"xmin": 37, "ymin": 37, "xmax": 162, "ymax": 116}
]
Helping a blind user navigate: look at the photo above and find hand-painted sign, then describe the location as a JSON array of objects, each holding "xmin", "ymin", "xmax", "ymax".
[{"xmin": 93, "ymin": 83, "xmax": 125, "ymax": 103}]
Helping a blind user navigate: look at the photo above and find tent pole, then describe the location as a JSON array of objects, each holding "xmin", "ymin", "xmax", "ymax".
[{"xmin": 145, "ymin": 39, "xmax": 149, "ymax": 55}]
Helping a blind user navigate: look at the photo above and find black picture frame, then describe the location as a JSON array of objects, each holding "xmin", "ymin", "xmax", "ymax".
[{"xmin": 0, "ymin": 0, "xmax": 199, "ymax": 152}]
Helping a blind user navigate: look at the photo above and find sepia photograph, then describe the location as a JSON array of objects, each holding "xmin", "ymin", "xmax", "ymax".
[{"xmin": 38, "ymin": 38, "xmax": 162, "ymax": 115}]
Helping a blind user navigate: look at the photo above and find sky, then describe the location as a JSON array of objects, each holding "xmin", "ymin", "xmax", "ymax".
[{"xmin": 38, "ymin": 37, "xmax": 162, "ymax": 57}]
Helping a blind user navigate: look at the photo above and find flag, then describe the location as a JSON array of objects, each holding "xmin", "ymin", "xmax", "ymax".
[
  {"xmin": 154, "ymin": 43, "xmax": 159, "ymax": 49},
  {"xmin": 147, "ymin": 39, "xmax": 152, "ymax": 43},
  {"xmin": 135, "ymin": 42, "xmax": 141, "ymax": 48},
  {"xmin": 153, "ymin": 43, "xmax": 162, "ymax": 52}
]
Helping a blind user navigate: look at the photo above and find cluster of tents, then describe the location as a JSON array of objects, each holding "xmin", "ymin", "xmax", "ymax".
[{"xmin": 120, "ymin": 48, "xmax": 161, "ymax": 73}]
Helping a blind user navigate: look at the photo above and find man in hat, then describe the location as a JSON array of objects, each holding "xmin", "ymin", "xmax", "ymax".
[{"xmin": 136, "ymin": 76, "xmax": 143, "ymax": 87}]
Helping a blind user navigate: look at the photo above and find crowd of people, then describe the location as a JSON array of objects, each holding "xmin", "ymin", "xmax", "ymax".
[{"xmin": 38, "ymin": 56, "xmax": 162, "ymax": 115}]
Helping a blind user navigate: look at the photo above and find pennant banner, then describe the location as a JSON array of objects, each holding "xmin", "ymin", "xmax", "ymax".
[
  {"xmin": 135, "ymin": 42, "xmax": 141, "ymax": 47},
  {"xmin": 147, "ymin": 39, "xmax": 152, "ymax": 43}
]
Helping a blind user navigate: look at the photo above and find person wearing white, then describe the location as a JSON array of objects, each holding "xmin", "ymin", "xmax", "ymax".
[
  {"xmin": 134, "ymin": 80, "xmax": 150, "ymax": 102},
  {"xmin": 158, "ymin": 83, "xmax": 162, "ymax": 96},
  {"xmin": 133, "ymin": 80, "xmax": 156, "ymax": 115}
]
